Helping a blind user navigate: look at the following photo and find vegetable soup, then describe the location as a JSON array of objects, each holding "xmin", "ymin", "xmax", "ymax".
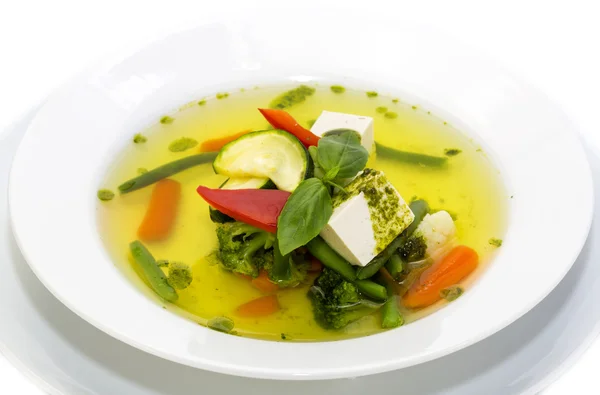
[{"xmin": 97, "ymin": 84, "xmax": 507, "ymax": 341}]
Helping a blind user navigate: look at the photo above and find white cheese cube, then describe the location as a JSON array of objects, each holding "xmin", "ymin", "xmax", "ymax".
[
  {"xmin": 310, "ymin": 111, "xmax": 375, "ymax": 154},
  {"xmin": 320, "ymin": 169, "xmax": 414, "ymax": 266},
  {"xmin": 320, "ymin": 192, "xmax": 376, "ymax": 267}
]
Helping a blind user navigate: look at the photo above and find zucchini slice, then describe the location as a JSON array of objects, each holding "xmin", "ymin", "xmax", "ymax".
[
  {"xmin": 213, "ymin": 130, "xmax": 311, "ymax": 192},
  {"xmin": 221, "ymin": 177, "xmax": 276, "ymax": 190}
]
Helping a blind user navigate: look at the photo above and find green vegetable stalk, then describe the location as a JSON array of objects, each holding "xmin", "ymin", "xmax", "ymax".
[
  {"xmin": 306, "ymin": 237, "xmax": 357, "ymax": 282},
  {"xmin": 271, "ymin": 239, "xmax": 292, "ymax": 282}
]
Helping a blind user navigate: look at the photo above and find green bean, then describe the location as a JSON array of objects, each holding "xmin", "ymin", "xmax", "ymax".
[
  {"xmin": 386, "ymin": 253, "xmax": 405, "ymax": 280},
  {"xmin": 356, "ymin": 241, "xmax": 399, "ymax": 280},
  {"xmin": 306, "ymin": 237, "xmax": 356, "ymax": 281},
  {"xmin": 355, "ymin": 279, "xmax": 388, "ymax": 301},
  {"xmin": 385, "ymin": 199, "xmax": 430, "ymax": 279},
  {"xmin": 357, "ymin": 199, "xmax": 430, "ymax": 280},
  {"xmin": 129, "ymin": 240, "xmax": 178, "ymax": 302},
  {"xmin": 375, "ymin": 143, "xmax": 448, "ymax": 167},
  {"xmin": 118, "ymin": 152, "xmax": 218, "ymax": 194},
  {"xmin": 306, "ymin": 237, "xmax": 387, "ymax": 301},
  {"xmin": 381, "ymin": 282, "xmax": 404, "ymax": 329}
]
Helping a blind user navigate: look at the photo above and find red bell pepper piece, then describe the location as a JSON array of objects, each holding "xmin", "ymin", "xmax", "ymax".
[
  {"xmin": 258, "ymin": 108, "xmax": 320, "ymax": 148},
  {"xmin": 196, "ymin": 186, "xmax": 290, "ymax": 233}
]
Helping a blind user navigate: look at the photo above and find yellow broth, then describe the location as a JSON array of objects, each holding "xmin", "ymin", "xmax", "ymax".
[{"xmin": 97, "ymin": 85, "xmax": 507, "ymax": 341}]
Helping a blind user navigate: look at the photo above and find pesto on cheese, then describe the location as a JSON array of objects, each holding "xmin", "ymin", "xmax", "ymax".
[{"xmin": 332, "ymin": 168, "xmax": 413, "ymax": 253}]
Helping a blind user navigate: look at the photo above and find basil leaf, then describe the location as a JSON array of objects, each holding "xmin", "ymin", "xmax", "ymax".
[
  {"xmin": 277, "ymin": 178, "xmax": 333, "ymax": 255},
  {"xmin": 322, "ymin": 128, "xmax": 362, "ymax": 139},
  {"xmin": 317, "ymin": 129, "xmax": 369, "ymax": 179},
  {"xmin": 323, "ymin": 166, "xmax": 340, "ymax": 181}
]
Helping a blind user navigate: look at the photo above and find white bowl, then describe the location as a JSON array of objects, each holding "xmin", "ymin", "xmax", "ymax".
[{"xmin": 8, "ymin": 11, "xmax": 593, "ymax": 380}]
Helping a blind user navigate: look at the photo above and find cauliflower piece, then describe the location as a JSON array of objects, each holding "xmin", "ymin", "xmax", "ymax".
[{"xmin": 414, "ymin": 211, "xmax": 456, "ymax": 257}]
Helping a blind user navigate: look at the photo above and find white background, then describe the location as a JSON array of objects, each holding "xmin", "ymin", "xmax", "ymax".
[{"xmin": 1, "ymin": 0, "xmax": 599, "ymax": 393}]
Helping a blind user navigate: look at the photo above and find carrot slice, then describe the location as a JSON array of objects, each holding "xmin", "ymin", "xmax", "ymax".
[
  {"xmin": 251, "ymin": 270, "xmax": 279, "ymax": 293},
  {"xmin": 234, "ymin": 272, "xmax": 252, "ymax": 281},
  {"xmin": 403, "ymin": 245, "xmax": 478, "ymax": 309},
  {"xmin": 137, "ymin": 179, "xmax": 181, "ymax": 242},
  {"xmin": 199, "ymin": 130, "xmax": 251, "ymax": 152},
  {"xmin": 237, "ymin": 295, "xmax": 280, "ymax": 317}
]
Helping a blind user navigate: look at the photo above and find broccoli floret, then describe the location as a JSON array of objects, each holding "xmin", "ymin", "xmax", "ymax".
[
  {"xmin": 166, "ymin": 262, "xmax": 193, "ymax": 290},
  {"xmin": 309, "ymin": 268, "xmax": 381, "ymax": 330},
  {"xmin": 215, "ymin": 222, "xmax": 275, "ymax": 277},
  {"xmin": 286, "ymin": 252, "xmax": 310, "ymax": 286},
  {"xmin": 213, "ymin": 222, "xmax": 309, "ymax": 287},
  {"xmin": 398, "ymin": 235, "xmax": 427, "ymax": 262},
  {"xmin": 264, "ymin": 250, "xmax": 309, "ymax": 288}
]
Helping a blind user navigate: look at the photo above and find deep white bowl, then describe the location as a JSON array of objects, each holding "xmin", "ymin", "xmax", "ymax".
[{"xmin": 8, "ymin": 11, "xmax": 593, "ymax": 380}]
